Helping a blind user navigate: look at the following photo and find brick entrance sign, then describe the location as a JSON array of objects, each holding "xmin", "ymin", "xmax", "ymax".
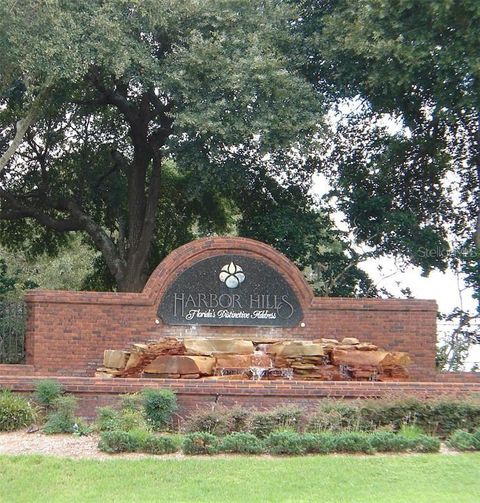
[{"xmin": 20, "ymin": 237, "xmax": 438, "ymax": 379}]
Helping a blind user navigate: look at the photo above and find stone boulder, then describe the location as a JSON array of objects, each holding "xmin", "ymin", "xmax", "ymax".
[
  {"xmin": 267, "ymin": 341, "xmax": 324, "ymax": 357},
  {"xmin": 215, "ymin": 353, "xmax": 272, "ymax": 370},
  {"xmin": 143, "ymin": 355, "xmax": 216, "ymax": 376},
  {"xmin": 103, "ymin": 350, "xmax": 129, "ymax": 369},
  {"xmin": 341, "ymin": 337, "xmax": 360, "ymax": 345},
  {"xmin": 183, "ymin": 338, "xmax": 254, "ymax": 356},
  {"xmin": 331, "ymin": 348, "xmax": 410, "ymax": 368}
]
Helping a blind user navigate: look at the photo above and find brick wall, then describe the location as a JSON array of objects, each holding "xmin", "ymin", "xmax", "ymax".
[
  {"xmin": 18, "ymin": 237, "xmax": 438, "ymax": 379},
  {"xmin": 2, "ymin": 376, "xmax": 479, "ymax": 420}
]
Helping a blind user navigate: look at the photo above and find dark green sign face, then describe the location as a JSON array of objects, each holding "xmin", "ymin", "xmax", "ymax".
[{"xmin": 157, "ymin": 255, "xmax": 303, "ymax": 327}]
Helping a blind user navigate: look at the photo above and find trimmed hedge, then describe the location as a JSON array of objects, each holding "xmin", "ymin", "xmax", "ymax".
[
  {"xmin": 96, "ymin": 428, "xmax": 442, "ymax": 456},
  {"xmin": 220, "ymin": 432, "xmax": 265, "ymax": 454},
  {"xmin": 307, "ymin": 398, "xmax": 480, "ymax": 437},
  {"xmin": 143, "ymin": 435, "xmax": 179, "ymax": 455},
  {"xmin": 265, "ymin": 432, "xmax": 306, "ymax": 455},
  {"xmin": 182, "ymin": 432, "xmax": 220, "ymax": 455}
]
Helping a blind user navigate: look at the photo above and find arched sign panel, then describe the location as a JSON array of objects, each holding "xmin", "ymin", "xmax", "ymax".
[{"xmin": 157, "ymin": 255, "xmax": 303, "ymax": 327}]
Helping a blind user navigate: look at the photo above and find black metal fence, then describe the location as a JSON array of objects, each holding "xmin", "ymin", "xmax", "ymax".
[{"xmin": 0, "ymin": 300, "xmax": 26, "ymax": 364}]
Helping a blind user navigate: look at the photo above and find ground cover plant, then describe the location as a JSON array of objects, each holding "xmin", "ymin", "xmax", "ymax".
[
  {"xmin": 448, "ymin": 428, "xmax": 480, "ymax": 451},
  {"xmin": 0, "ymin": 390, "xmax": 36, "ymax": 431},
  {"xmin": 1, "ymin": 454, "xmax": 479, "ymax": 503}
]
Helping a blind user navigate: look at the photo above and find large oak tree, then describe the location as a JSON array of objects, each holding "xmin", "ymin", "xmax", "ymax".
[{"xmin": 0, "ymin": 0, "xmax": 323, "ymax": 291}]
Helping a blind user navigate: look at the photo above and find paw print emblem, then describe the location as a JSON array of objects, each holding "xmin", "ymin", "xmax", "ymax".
[{"xmin": 219, "ymin": 262, "xmax": 245, "ymax": 289}]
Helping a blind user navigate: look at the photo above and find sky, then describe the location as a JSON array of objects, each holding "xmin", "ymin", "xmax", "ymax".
[{"xmin": 311, "ymin": 173, "xmax": 479, "ymax": 369}]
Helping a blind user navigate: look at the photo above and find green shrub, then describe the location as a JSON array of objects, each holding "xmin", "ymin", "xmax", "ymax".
[
  {"xmin": 307, "ymin": 401, "xmax": 364, "ymax": 433},
  {"xmin": 142, "ymin": 389, "xmax": 177, "ymax": 431},
  {"xmin": 424, "ymin": 400, "xmax": 480, "ymax": 437},
  {"xmin": 359, "ymin": 398, "xmax": 426, "ymax": 432},
  {"xmin": 143, "ymin": 435, "xmax": 180, "ymax": 455},
  {"xmin": 270, "ymin": 405, "xmax": 303, "ymax": 430},
  {"xmin": 182, "ymin": 432, "xmax": 219, "ymax": 455},
  {"xmin": 96, "ymin": 404, "xmax": 148, "ymax": 432},
  {"xmin": 368, "ymin": 432, "xmax": 413, "ymax": 452},
  {"xmin": 448, "ymin": 430, "xmax": 480, "ymax": 451},
  {"xmin": 248, "ymin": 406, "xmax": 303, "ymax": 438},
  {"xmin": 43, "ymin": 395, "xmax": 78, "ymax": 434},
  {"xmin": 264, "ymin": 431, "xmax": 306, "ymax": 455},
  {"xmin": 183, "ymin": 408, "xmax": 234, "ymax": 436},
  {"xmin": 34, "ymin": 379, "xmax": 63, "ymax": 409},
  {"xmin": 410, "ymin": 435, "xmax": 441, "ymax": 453},
  {"xmin": 98, "ymin": 430, "xmax": 147, "ymax": 453},
  {"xmin": 119, "ymin": 408, "xmax": 149, "ymax": 432},
  {"xmin": 220, "ymin": 432, "xmax": 264, "ymax": 454},
  {"xmin": 96, "ymin": 406, "xmax": 122, "ymax": 432},
  {"xmin": 0, "ymin": 390, "xmax": 37, "ymax": 431},
  {"xmin": 229, "ymin": 406, "xmax": 252, "ymax": 432},
  {"xmin": 248, "ymin": 411, "xmax": 278, "ymax": 438},
  {"xmin": 300, "ymin": 433, "xmax": 336, "ymax": 454},
  {"xmin": 120, "ymin": 393, "xmax": 143, "ymax": 412},
  {"xmin": 305, "ymin": 398, "xmax": 480, "ymax": 438},
  {"xmin": 330, "ymin": 432, "xmax": 374, "ymax": 454}
]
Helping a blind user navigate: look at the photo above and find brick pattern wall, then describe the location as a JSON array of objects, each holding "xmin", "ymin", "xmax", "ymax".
[{"xmin": 21, "ymin": 237, "xmax": 439, "ymax": 380}]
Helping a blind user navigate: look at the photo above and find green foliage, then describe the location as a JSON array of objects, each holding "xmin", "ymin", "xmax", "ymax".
[
  {"xmin": 34, "ymin": 379, "xmax": 63, "ymax": 409},
  {"xmin": 219, "ymin": 433, "xmax": 265, "ymax": 455},
  {"xmin": 118, "ymin": 409, "xmax": 148, "ymax": 432},
  {"xmin": 247, "ymin": 411, "xmax": 279, "ymax": 439},
  {"xmin": 120, "ymin": 393, "xmax": 143, "ymax": 412},
  {"xmin": 297, "ymin": 0, "xmax": 480, "ymax": 335},
  {"xmin": 306, "ymin": 398, "xmax": 480, "ymax": 438},
  {"xmin": 236, "ymin": 183, "xmax": 376, "ymax": 297},
  {"xmin": 0, "ymin": 259, "xmax": 16, "ymax": 298},
  {"xmin": 95, "ymin": 404, "xmax": 148, "ymax": 432},
  {"xmin": 329, "ymin": 432, "xmax": 374, "ymax": 454},
  {"xmin": 426, "ymin": 400, "xmax": 480, "ymax": 437},
  {"xmin": 448, "ymin": 430, "xmax": 480, "ymax": 451},
  {"xmin": 181, "ymin": 432, "xmax": 220, "ymax": 455},
  {"xmin": 228, "ymin": 406, "xmax": 252, "ymax": 433},
  {"xmin": 183, "ymin": 409, "xmax": 233, "ymax": 437},
  {"xmin": 142, "ymin": 435, "xmax": 180, "ymax": 455},
  {"xmin": 43, "ymin": 395, "xmax": 78, "ymax": 434},
  {"xmin": 0, "ymin": 390, "xmax": 36, "ymax": 431},
  {"xmin": 98, "ymin": 430, "xmax": 145, "ymax": 454},
  {"xmin": 264, "ymin": 431, "xmax": 306, "ymax": 455},
  {"xmin": 97, "ymin": 390, "xmax": 178, "ymax": 433},
  {"xmin": 398, "ymin": 424, "xmax": 427, "ymax": 439},
  {"xmin": 410, "ymin": 435, "xmax": 441, "ymax": 453},
  {"xmin": 368, "ymin": 432, "xmax": 417, "ymax": 453},
  {"xmin": 142, "ymin": 389, "xmax": 177, "ymax": 431},
  {"xmin": 248, "ymin": 405, "xmax": 303, "ymax": 438},
  {"xmin": 0, "ymin": 0, "xmax": 323, "ymax": 293},
  {"xmin": 183, "ymin": 405, "xmax": 253, "ymax": 436},
  {"xmin": 0, "ymin": 237, "xmax": 96, "ymax": 296},
  {"xmin": 307, "ymin": 401, "xmax": 365, "ymax": 433},
  {"xmin": 95, "ymin": 406, "xmax": 122, "ymax": 432}
]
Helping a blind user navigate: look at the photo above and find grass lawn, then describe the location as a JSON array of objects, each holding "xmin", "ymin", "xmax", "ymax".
[{"xmin": 1, "ymin": 453, "xmax": 479, "ymax": 503}]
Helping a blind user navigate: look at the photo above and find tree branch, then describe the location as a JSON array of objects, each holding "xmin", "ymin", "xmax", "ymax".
[
  {"xmin": 0, "ymin": 189, "xmax": 81, "ymax": 232},
  {"xmin": 0, "ymin": 85, "xmax": 51, "ymax": 173}
]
